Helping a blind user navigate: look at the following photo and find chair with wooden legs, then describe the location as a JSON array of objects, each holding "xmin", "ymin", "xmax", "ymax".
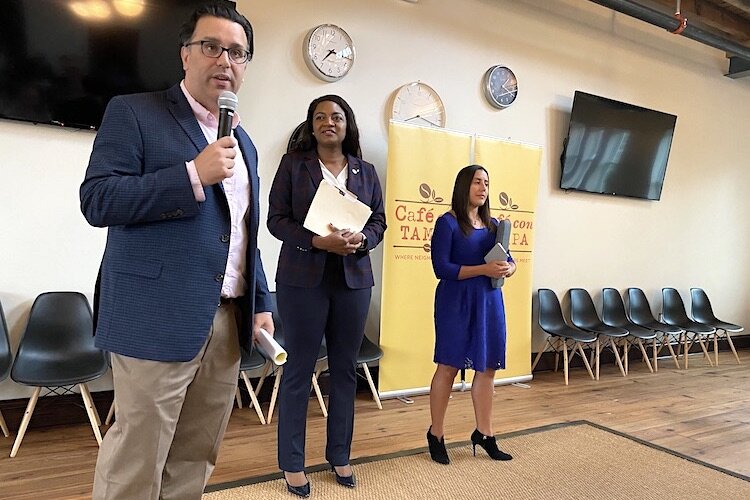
[
  {"xmin": 105, "ymin": 346, "xmax": 281, "ymax": 428},
  {"xmin": 690, "ymin": 288, "xmax": 743, "ymax": 366},
  {"xmin": 662, "ymin": 288, "xmax": 716, "ymax": 369},
  {"xmin": 534, "ymin": 289, "xmax": 597, "ymax": 385},
  {"xmin": 105, "ymin": 399, "xmax": 115, "ymax": 426},
  {"xmin": 235, "ymin": 347, "xmax": 269, "ymax": 424},
  {"xmin": 264, "ymin": 292, "xmax": 328, "ymax": 424},
  {"xmin": 626, "ymin": 288, "xmax": 683, "ymax": 370},
  {"xmin": 266, "ymin": 351, "xmax": 328, "ymax": 424},
  {"xmin": 601, "ymin": 288, "xmax": 656, "ymax": 374},
  {"xmin": 0, "ymin": 300, "xmax": 13, "ymax": 437},
  {"xmin": 356, "ymin": 335, "xmax": 384, "ymax": 409},
  {"xmin": 9, "ymin": 292, "xmax": 108, "ymax": 457},
  {"xmin": 569, "ymin": 288, "xmax": 629, "ymax": 379}
]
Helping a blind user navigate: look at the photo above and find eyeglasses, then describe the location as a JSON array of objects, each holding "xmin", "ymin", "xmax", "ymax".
[{"xmin": 184, "ymin": 40, "xmax": 252, "ymax": 64}]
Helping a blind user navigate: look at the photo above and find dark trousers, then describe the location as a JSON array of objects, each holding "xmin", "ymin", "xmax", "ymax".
[{"xmin": 277, "ymin": 255, "xmax": 371, "ymax": 472}]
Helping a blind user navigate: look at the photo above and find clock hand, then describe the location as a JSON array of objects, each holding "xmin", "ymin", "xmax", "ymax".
[
  {"xmin": 321, "ymin": 48, "xmax": 336, "ymax": 61},
  {"xmin": 404, "ymin": 115, "xmax": 441, "ymax": 128},
  {"xmin": 501, "ymin": 80, "xmax": 517, "ymax": 91}
]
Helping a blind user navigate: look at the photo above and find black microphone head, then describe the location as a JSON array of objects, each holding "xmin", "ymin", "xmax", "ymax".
[{"xmin": 218, "ymin": 91, "xmax": 238, "ymax": 112}]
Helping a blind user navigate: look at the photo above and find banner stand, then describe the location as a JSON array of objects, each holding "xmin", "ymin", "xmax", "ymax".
[{"xmin": 378, "ymin": 121, "xmax": 542, "ymax": 399}]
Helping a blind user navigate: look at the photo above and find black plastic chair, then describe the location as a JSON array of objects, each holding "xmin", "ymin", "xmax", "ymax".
[
  {"xmin": 356, "ymin": 336, "xmax": 384, "ymax": 409},
  {"xmin": 534, "ymin": 289, "xmax": 597, "ymax": 385},
  {"xmin": 235, "ymin": 347, "xmax": 269, "ymax": 424},
  {"xmin": 626, "ymin": 288, "xmax": 683, "ymax": 369},
  {"xmin": 0, "ymin": 300, "xmax": 12, "ymax": 437},
  {"xmin": 690, "ymin": 288, "xmax": 743, "ymax": 365},
  {"xmin": 9, "ymin": 292, "xmax": 108, "ymax": 457},
  {"xmin": 569, "ymin": 288, "xmax": 629, "ymax": 379},
  {"xmin": 264, "ymin": 292, "xmax": 328, "ymax": 423},
  {"xmin": 601, "ymin": 288, "xmax": 656, "ymax": 374},
  {"xmin": 662, "ymin": 288, "xmax": 716, "ymax": 369}
]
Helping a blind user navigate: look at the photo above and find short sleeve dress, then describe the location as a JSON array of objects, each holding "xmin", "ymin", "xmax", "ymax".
[{"xmin": 430, "ymin": 212, "xmax": 513, "ymax": 371}]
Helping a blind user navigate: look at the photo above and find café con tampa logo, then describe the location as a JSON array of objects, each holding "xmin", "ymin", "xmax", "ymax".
[
  {"xmin": 419, "ymin": 183, "xmax": 444, "ymax": 204},
  {"xmin": 498, "ymin": 191, "xmax": 519, "ymax": 210}
]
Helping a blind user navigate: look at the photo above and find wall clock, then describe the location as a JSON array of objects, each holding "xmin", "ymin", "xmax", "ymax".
[
  {"xmin": 391, "ymin": 82, "xmax": 446, "ymax": 128},
  {"xmin": 483, "ymin": 65, "xmax": 518, "ymax": 109},
  {"xmin": 303, "ymin": 24, "xmax": 355, "ymax": 82}
]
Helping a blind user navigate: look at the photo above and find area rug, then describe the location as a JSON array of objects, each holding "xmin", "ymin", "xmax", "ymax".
[{"xmin": 203, "ymin": 421, "xmax": 750, "ymax": 499}]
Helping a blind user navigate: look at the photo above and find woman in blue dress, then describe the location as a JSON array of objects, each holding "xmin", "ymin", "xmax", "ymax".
[{"xmin": 427, "ymin": 164, "xmax": 515, "ymax": 464}]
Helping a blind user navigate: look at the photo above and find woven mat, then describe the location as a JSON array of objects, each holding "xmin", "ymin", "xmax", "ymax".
[{"xmin": 203, "ymin": 421, "xmax": 750, "ymax": 500}]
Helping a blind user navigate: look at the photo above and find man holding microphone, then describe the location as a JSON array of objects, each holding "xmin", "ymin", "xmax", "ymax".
[{"xmin": 80, "ymin": 2, "xmax": 272, "ymax": 498}]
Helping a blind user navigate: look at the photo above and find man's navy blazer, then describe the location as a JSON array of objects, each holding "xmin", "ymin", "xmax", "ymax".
[
  {"xmin": 80, "ymin": 84, "xmax": 271, "ymax": 362},
  {"xmin": 267, "ymin": 150, "xmax": 387, "ymax": 289}
]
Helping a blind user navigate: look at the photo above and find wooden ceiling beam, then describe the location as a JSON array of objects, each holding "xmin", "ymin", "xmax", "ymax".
[{"xmin": 718, "ymin": 0, "xmax": 750, "ymax": 17}]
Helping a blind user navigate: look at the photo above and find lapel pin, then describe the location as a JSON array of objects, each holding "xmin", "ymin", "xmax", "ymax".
[{"xmin": 352, "ymin": 168, "xmax": 360, "ymax": 174}]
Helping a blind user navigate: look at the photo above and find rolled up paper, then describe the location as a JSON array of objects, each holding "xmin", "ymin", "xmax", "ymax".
[{"xmin": 257, "ymin": 328, "xmax": 287, "ymax": 365}]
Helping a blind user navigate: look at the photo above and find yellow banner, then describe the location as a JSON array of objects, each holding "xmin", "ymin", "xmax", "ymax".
[
  {"xmin": 379, "ymin": 122, "xmax": 541, "ymax": 396},
  {"xmin": 475, "ymin": 136, "xmax": 542, "ymax": 381}
]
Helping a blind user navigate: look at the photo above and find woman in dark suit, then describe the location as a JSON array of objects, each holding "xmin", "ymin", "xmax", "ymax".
[{"xmin": 268, "ymin": 95, "xmax": 386, "ymax": 497}]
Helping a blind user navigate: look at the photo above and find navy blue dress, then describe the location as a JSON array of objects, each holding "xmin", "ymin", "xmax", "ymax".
[{"xmin": 431, "ymin": 213, "xmax": 512, "ymax": 371}]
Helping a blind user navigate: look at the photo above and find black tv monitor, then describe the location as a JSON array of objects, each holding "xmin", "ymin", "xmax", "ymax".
[
  {"xmin": 560, "ymin": 91, "xmax": 677, "ymax": 201},
  {"xmin": 0, "ymin": 0, "xmax": 225, "ymax": 130}
]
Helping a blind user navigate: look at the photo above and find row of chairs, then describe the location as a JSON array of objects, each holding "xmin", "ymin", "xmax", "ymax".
[
  {"xmin": 534, "ymin": 287, "xmax": 743, "ymax": 385},
  {"xmin": 1, "ymin": 291, "xmax": 384, "ymax": 457}
]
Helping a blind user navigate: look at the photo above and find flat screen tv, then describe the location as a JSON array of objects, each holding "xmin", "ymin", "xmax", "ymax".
[
  {"xmin": 560, "ymin": 91, "xmax": 677, "ymax": 201},
  {"xmin": 0, "ymin": 0, "xmax": 225, "ymax": 130}
]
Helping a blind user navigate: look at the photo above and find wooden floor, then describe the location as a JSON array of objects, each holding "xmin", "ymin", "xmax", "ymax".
[{"xmin": 1, "ymin": 350, "xmax": 749, "ymax": 499}]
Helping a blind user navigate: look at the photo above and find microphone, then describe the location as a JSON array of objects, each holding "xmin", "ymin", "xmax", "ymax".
[{"xmin": 217, "ymin": 90, "xmax": 238, "ymax": 139}]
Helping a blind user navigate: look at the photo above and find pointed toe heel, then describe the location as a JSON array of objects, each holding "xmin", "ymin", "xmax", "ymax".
[
  {"xmin": 426, "ymin": 426, "xmax": 450, "ymax": 464},
  {"xmin": 284, "ymin": 474, "xmax": 310, "ymax": 498},
  {"xmin": 331, "ymin": 465, "xmax": 356, "ymax": 488},
  {"xmin": 470, "ymin": 429, "xmax": 513, "ymax": 461}
]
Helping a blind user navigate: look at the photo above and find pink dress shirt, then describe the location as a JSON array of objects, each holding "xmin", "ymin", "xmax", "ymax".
[{"xmin": 180, "ymin": 82, "xmax": 249, "ymax": 299}]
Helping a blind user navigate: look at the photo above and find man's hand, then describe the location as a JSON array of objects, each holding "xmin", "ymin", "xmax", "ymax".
[
  {"xmin": 194, "ymin": 136, "xmax": 237, "ymax": 186},
  {"xmin": 252, "ymin": 312, "xmax": 274, "ymax": 343}
]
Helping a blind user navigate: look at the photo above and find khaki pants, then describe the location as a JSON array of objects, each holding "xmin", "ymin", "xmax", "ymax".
[{"xmin": 92, "ymin": 304, "xmax": 241, "ymax": 500}]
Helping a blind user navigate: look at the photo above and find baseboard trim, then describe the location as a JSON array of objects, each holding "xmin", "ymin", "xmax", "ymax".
[{"xmin": 2, "ymin": 338, "xmax": 744, "ymax": 433}]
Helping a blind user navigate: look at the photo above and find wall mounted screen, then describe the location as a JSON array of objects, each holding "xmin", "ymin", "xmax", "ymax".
[
  {"xmin": 0, "ymin": 0, "xmax": 219, "ymax": 130},
  {"xmin": 560, "ymin": 91, "xmax": 677, "ymax": 201}
]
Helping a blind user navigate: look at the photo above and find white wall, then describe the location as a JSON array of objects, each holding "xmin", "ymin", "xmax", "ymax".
[{"xmin": 1, "ymin": 0, "xmax": 749, "ymax": 399}]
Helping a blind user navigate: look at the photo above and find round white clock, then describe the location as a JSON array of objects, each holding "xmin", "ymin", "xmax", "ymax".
[
  {"xmin": 483, "ymin": 65, "xmax": 518, "ymax": 109},
  {"xmin": 303, "ymin": 24, "xmax": 355, "ymax": 82},
  {"xmin": 391, "ymin": 82, "xmax": 446, "ymax": 128}
]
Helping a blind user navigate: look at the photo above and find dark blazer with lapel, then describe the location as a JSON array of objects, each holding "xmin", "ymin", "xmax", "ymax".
[
  {"xmin": 267, "ymin": 150, "xmax": 386, "ymax": 289},
  {"xmin": 80, "ymin": 84, "xmax": 271, "ymax": 362}
]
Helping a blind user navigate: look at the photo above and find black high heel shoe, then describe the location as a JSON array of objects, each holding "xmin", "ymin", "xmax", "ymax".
[
  {"xmin": 284, "ymin": 472, "xmax": 310, "ymax": 498},
  {"xmin": 331, "ymin": 465, "xmax": 356, "ymax": 488},
  {"xmin": 426, "ymin": 426, "xmax": 450, "ymax": 464},
  {"xmin": 470, "ymin": 429, "xmax": 513, "ymax": 461}
]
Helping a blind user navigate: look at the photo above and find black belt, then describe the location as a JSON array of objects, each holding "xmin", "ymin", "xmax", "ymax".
[{"xmin": 219, "ymin": 296, "xmax": 235, "ymax": 305}]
